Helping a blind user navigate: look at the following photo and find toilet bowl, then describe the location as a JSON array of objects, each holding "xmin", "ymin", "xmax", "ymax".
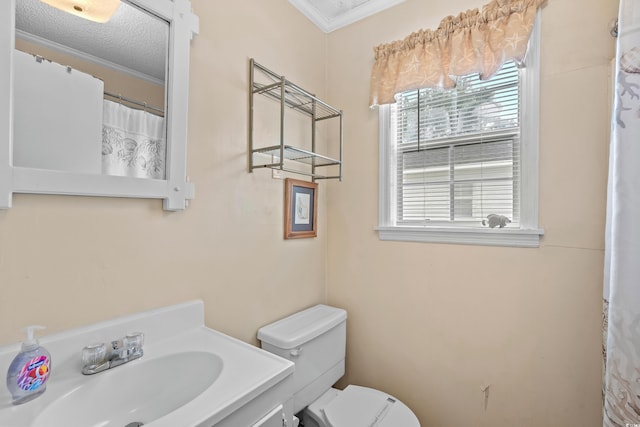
[
  {"xmin": 303, "ymin": 385, "xmax": 419, "ymax": 427},
  {"xmin": 257, "ymin": 304, "xmax": 420, "ymax": 427}
]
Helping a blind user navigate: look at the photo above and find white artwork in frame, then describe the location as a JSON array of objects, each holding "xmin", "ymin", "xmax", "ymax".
[{"xmin": 294, "ymin": 192, "xmax": 311, "ymax": 225}]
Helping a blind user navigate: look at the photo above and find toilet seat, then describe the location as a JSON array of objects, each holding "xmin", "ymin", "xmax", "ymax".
[{"xmin": 321, "ymin": 385, "xmax": 419, "ymax": 427}]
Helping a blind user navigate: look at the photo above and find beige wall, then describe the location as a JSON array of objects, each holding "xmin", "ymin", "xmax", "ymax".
[
  {"xmin": 325, "ymin": 0, "xmax": 616, "ymax": 426},
  {"xmin": 0, "ymin": 0, "xmax": 616, "ymax": 426},
  {"xmin": 0, "ymin": 0, "xmax": 328, "ymax": 345}
]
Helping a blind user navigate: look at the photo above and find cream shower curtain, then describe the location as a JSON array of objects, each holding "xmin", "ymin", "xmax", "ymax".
[
  {"xmin": 102, "ymin": 99, "xmax": 166, "ymax": 179},
  {"xmin": 603, "ymin": 1, "xmax": 640, "ymax": 425}
]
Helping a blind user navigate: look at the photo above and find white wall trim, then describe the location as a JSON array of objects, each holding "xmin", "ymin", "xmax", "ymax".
[
  {"xmin": 378, "ymin": 103, "xmax": 393, "ymax": 226},
  {"xmin": 376, "ymin": 226, "xmax": 544, "ymax": 247},
  {"xmin": 519, "ymin": 11, "xmax": 541, "ymax": 229},
  {"xmin": 0, "ymin": 0, "xmax": 14, "ymax": 209}
]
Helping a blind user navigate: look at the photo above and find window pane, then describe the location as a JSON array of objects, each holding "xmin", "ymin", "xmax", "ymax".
[
  {"xmin": 400, "ymin": 147, "xmax": 450, "ymax": 221},
  {"xmin": 394, "ymin": 61, "xmax": 520, "ymax": 226},
  {"xmin": 395, "ymin": 62, "xmax": 520, "ymax": 143},
  {"xmin": 402, "ymin": 183, "xmax": 450, "ymax": 221}
]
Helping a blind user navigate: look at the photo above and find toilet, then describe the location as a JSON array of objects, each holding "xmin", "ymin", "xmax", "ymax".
[{"xmin": 258, "ymin": 304, "xmax": 420, "ymax": 427}]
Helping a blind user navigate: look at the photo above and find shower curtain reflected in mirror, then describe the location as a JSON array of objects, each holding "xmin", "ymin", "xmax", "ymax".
[
  {"xmin": 102, "ymin": 99, "xmax": 166, "ymax": 179},
  {"xmin": 603, "ymin": 1, "xmax": 640, "ymax": 425}
]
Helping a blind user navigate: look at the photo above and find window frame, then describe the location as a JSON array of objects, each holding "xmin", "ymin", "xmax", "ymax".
[{"xmin": 376, "ymin": 13, "xmax": 544, "ymax": 247}]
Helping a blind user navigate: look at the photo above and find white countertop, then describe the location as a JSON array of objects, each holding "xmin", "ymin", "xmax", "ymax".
[{"xmin": 0, "ymin": 301, "xmax": 294, "ymax": 427}]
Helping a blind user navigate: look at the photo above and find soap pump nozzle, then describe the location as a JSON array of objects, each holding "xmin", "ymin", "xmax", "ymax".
[{"xmin": 22, "ymin": 325, "xmax": 45, "ymax": 351}]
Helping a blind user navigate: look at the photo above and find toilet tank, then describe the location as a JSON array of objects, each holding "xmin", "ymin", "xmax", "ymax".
[{"xmin": 258, "ymin": 305, "xmax": 347, "ymax": 414}]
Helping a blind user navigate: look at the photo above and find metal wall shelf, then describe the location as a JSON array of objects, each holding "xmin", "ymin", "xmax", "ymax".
[{"xmin": 249, "ymin": 59, "xmax": 343, "ymax": 181}]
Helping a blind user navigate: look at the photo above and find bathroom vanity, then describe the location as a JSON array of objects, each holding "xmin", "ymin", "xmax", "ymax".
[{"xmin": 0, "ymin": 301, "xmax": 295, "ymax": 427}]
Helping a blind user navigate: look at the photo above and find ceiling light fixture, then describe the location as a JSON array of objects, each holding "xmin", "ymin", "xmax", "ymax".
[{"xmin": 39, "ymin": 0, "xmax": 121, "ymax": 23}]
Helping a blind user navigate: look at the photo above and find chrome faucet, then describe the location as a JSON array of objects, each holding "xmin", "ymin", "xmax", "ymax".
[{"xmin": 81, "ymin": 332, "xmax": 144, "ymax": 375}]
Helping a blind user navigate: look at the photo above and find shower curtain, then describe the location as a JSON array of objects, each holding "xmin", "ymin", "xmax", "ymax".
[
  {"xmin": 102, "ymin": 99, "xmax": 166, "ymax": 179},
  {"xmin": 603, "ymin": 1, "xmax": 640, "ymax": 425}
]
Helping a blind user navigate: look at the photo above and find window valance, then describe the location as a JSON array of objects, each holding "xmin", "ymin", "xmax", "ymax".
[{"xmin": 369, "ymin": 0, "xmax": 546, "ymax": 106}]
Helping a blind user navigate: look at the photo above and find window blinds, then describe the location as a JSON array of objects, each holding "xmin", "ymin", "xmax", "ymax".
[{"xmin": 391, "ymin": 61, "xmax": 521, "ymax": 226}]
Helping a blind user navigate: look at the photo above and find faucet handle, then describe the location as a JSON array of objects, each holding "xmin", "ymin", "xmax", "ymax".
[
  {"xmin": 82, "ymin": 343, "xmax": 108, "ymax": 368},
  {"xmin": 123, "ymin": 332, "xmax": 144, "ymax": 350}
]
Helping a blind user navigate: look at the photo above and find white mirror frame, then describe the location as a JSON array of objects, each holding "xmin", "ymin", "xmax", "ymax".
[{"xmin": 0, "ymin": 0, "xmax": 199, "ymax": 211}]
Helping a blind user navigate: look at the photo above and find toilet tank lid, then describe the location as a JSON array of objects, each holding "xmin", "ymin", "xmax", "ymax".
[{"xmin": 258, "ymin": 305, "xmax": 347, "ymax": 349}]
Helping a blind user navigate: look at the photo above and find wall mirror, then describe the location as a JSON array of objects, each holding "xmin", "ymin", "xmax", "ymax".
[{"xmin": 0, "ymin": 0, "xmax": 199, "ymax": 211}]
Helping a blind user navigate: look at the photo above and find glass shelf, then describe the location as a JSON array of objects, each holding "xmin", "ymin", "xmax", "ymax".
[{"xmin": 253, "ymin": 145, "xmax": 340, "ymax": 167}]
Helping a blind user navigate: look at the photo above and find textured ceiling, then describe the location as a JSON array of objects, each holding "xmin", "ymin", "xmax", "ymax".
[
  {"xmin": 15, "ymin": 0, "xmax": 168, "ymax": 84},
  {"xmin": 289, "ymin": 0, "xmax": 406, "ymax": 32}
]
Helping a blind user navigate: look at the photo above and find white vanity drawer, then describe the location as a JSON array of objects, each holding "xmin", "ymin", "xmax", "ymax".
[{"xmin": 252, "ymin": 404, "xmax": 284, "ymax": 427}]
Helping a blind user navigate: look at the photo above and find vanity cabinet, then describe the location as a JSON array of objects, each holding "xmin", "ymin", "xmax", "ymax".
[
  {"xmin": 214, "ymin": 379, "xmax": 293, "ymax": 427},
  {"xmin": 251, "ymin": 405, "xmax": 287, "ymax": 427},
  {"xmin": 249, "ymin": 59, "xmax": 343, "ymax": 182}
]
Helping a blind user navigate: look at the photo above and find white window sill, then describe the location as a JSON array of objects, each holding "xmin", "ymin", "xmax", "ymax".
[{"xmin": 375, "ymin": 226, "xmax": 544, "ymax": 248}]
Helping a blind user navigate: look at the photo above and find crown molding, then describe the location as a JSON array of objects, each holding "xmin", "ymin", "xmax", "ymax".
[{"xmin": 289, "ymin": 0, "xmax": 405, "ymax": 33}]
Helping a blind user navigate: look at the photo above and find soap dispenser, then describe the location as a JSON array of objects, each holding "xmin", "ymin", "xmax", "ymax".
[{"xmin": 6, "ymin": 326, "xmax": 52, "ymax": 405}]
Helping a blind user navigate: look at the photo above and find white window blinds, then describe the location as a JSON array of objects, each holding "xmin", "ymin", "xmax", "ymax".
[{"xmin": 390, "ymin": 61, "xmax": 521, "ymax": 226}]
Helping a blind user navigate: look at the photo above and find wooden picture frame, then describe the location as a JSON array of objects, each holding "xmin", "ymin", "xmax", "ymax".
[{"xmin": 284, "ymin": 178, "xmax": 318, "ymax": 239}]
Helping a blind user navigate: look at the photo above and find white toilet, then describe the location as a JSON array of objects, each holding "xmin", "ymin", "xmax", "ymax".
[{"xmin": 258, "ymin": 304, "xmax": 421, "ymax": 427}]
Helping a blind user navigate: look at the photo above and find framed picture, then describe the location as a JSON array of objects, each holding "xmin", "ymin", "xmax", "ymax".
[{"xmin": 284, "ymin": 178, "xmax": 318, "ymax": 239}]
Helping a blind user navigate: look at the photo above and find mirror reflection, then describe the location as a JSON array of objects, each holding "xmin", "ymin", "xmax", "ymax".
[{"xmin": 13, "ymin": 0, "xmax": 169, "ymax": 179}]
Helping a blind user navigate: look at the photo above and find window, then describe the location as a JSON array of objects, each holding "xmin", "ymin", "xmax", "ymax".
[
  {"xmin": 395, "ymin": 63, "xmax": 520, "ymax": 224},
  {"xmin": 377, "ymin": 18, "xmax": 543, "ymax": 247}
]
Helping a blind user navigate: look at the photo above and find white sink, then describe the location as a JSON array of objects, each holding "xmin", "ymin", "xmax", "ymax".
[
  {"xmin": 0, "ymin": 301, "xmax": 294, "ymax": 427},
  {"xmin": 31, "ymin": 351, "xmax": 223, "ymax": 427}
]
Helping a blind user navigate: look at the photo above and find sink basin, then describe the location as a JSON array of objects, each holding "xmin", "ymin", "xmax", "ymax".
[{"xmin": 31, "ymin": 351, "xmax": 223, "ymax": 427}]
